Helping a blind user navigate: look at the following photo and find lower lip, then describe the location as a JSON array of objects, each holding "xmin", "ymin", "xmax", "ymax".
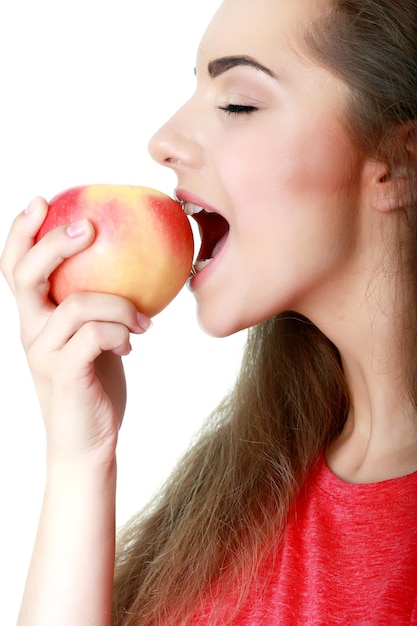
[{"xmin": 188, "ymin": 234, "xmax": 229, "ymax": 291}]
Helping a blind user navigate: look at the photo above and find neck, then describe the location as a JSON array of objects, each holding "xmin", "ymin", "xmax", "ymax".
[{"xmin": 323, "ymin": 289, "xmax": 417, "ymax": 483}]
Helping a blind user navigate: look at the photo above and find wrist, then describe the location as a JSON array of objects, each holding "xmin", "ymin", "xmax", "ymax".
[
  {"xmin": 46, "ymin": 444, "xmax": 117, "ymax": 476},
  {"xmin": 45, "ymin": 453, "xmax": 117, "ymax": 496}
]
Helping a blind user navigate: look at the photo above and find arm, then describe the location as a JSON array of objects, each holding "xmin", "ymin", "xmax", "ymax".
[
  {"xmin": 1, "ymin": 198, "xmax": 150, "ymax": 626},
  {"xmin": 19, "ymin": 457, "xmax": 117, "ymax": 626}
]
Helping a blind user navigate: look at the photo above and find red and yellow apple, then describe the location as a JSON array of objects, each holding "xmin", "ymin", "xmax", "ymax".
[{"xmin": 36, "ymin": 184, "xmax": 194, "ymax": 317}]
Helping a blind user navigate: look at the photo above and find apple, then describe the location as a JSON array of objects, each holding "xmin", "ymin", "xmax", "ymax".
[{"xmin": 36, "ymin": 184, "xmax": 194, "ymax": 317}]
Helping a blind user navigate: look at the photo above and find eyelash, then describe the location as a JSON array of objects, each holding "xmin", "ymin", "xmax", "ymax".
[{"xmin": 219, "ymin": 104, "xmax": 258, "ymax": 116}]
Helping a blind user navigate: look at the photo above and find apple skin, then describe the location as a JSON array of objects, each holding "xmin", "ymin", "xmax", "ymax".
[{"xmin": 35, "ymin": 184, "xmax": 194, "ymax": 317}]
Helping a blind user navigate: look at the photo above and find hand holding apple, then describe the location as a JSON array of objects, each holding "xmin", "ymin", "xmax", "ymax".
[{"xmin": 35, "ymin": 184, "xmax": 194, "ymax": 317}]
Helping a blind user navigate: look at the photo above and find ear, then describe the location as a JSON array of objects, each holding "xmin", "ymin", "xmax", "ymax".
[
  {"xmin": 370, "ymin": 162, "xmax": 411, "ymax": 213},
  {"xmin": 366, "ymin": 121, "xmax": 417, "ymax": 213}
]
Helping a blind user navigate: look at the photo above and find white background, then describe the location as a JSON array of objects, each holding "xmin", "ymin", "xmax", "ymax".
[{"xmin": 0, "ymin": 1, "xmax": 247, "ymax": 622}]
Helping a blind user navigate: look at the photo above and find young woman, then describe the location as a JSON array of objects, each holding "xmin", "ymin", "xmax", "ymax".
[{"xmin": 2, "ymin": 0, "xmax": 417, "ymax": 623}]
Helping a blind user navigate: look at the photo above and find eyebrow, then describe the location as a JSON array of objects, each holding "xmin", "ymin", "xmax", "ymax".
[{"xmin": 205, "ymin": 55, "xmax": 277, "ymax": 79}]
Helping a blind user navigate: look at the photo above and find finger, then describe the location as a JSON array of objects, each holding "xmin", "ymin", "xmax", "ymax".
[
  {"xmin": 27, "ymin": 317, "xmax": 131, "ymax": 391},
  {"xmin": 14, "ymin": 219, "xmax": 95, "ymax": 346},
  {"xmin": 40, "ymin": 292, "xmax": 149, "ymax": 352},
  {"xmin": 64, "ymin": 320, "xmax": 132, "ymax": 371},
  {"xmin": 14, "ymin": 218, "xmax": 95, "ymax": 298},
  {"xmin": 0, "ymin": 197, "xmax": 49, "ymax": 292}
]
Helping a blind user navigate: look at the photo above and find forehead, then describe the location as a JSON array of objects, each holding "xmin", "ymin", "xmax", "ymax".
[{"xmin": 197, "ymin": 0, "xmax": 328, "ymax": 71}]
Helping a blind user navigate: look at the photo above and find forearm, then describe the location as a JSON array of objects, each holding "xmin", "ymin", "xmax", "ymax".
[
  {"xmin": 18, "ymin": 458, "xmax": 117, "ymax": 626},
  {"xmin": 0, "ymin": 201, "xmax": 148, "ymax": 626}
]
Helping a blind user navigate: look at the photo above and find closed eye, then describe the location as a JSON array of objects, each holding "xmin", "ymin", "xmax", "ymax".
[{"xmin": 219, "ymin": 104, "xmax": 258, "ymax": 116}]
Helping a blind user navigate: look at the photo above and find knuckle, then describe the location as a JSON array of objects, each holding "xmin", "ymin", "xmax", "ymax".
[
  {"xmin": 26, "ymin": 339, "xmax": 49, "ymax": 377},
  {"xmin": 82, "ymin": 320, "xmax": 102, "ymax": 344},
  {"xmin": 6, "ymin": 211, "xmax": 25, "ymax": 237},
  {"xmin": 111, "ymin": 298, "xmax": 136, "ymax": 326},
  {"xmin": 12, "ymin": 258, "xmax": 32, "ymax": 291},
  {"xmin": 111, "ymin": 296, "xmax": 139, "ymax": 328},
  {"xmin": 19, "ymin": 325, "xmax": 32, "ymax": 350},
  {"xmin": 0, "ymin": 253, "xmax": 8, "ymax": 282},
  {"xmin": 82, "ymin": 319, "xmax": 129, "ymax": 350},
  {"xmin": 60, "ymin": 292, "xmax": 87, "ymax": 320},
  {"xmin": 0, "ymin": 236, "xmax": 19, "ymax": 287}
]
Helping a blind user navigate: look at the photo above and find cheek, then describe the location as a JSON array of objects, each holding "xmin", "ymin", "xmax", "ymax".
[
  {"xmin": 215, "ymin": 125, "xmax": 358, "ymax": 268},
  {"xmin": 216, "ymin": 131, "xmax": 273, "ymax": 185},
  {"xmin": 307, "ymin": 116, "xmax": 363, "ymax": 193},
  {"xmin": 216, "ymin": 119, "xmax": 356, "ymax": 214},
  {"xmin": 281, "ymin": 122, "xmax": 357, "ymax": 203}
]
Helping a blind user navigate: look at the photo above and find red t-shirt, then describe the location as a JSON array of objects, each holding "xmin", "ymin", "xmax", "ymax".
[{"xmin": 194, "ymin": 455, "xmax": 417, "ymax": 624}]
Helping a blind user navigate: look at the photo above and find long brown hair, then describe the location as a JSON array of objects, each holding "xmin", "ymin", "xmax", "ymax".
[{"xmin": 112, "ymin": 2, "xmax": 417, "ymax": 623}]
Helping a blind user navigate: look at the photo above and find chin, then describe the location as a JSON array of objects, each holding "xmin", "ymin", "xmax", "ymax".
[
  {"xmin": 196, "ymin": 307, "xmax": 242, "ymax": 338},
  {"xmin": 195, "ymin": 301, "xmax": 259, "ymax": 338},
  {"xmin": 197, "ymin": 316, "xmax": 237, "ymax": 339}
]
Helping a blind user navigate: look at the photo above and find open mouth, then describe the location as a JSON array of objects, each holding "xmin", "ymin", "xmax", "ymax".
[{"xmin": 182, "ymin": 202, "xmax": 230, "ymax": 275}]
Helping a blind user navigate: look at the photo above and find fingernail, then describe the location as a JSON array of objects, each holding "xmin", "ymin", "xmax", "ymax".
[
  {"xmin": 24, "ymin": 198, "xmax": 39, "ymax": 215},
  {"xmin": 136, "ymin": 312, "xmax": 152, "ymax": 333},
  {"xmin": 66, "ymin": 219, "xmax": 88, "ymax": 238}
]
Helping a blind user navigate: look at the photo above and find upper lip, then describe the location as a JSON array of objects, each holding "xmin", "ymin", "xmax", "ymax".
[
  {"xmin": 175, "ymin": 188, "xmax": 230, "ymax": 263},
  {"xmin": 174, "ymin": 188, "xmax": 223, "ymax": 216}
]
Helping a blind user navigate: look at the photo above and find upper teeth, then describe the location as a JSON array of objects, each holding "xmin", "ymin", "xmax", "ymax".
[{"xmin": 182, "ymin": 202, "xmax": 213, "ymax": 216}]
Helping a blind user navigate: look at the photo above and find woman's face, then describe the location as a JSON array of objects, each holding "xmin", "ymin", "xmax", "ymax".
[{"xmin": 149, "ymin": 0, "xmax": 366, "ymax": 337}]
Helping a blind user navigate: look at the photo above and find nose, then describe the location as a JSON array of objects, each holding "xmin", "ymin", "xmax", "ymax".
[{"xmin": 148, "ymin": 101, "xmax": 204, "ymax": 172}]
